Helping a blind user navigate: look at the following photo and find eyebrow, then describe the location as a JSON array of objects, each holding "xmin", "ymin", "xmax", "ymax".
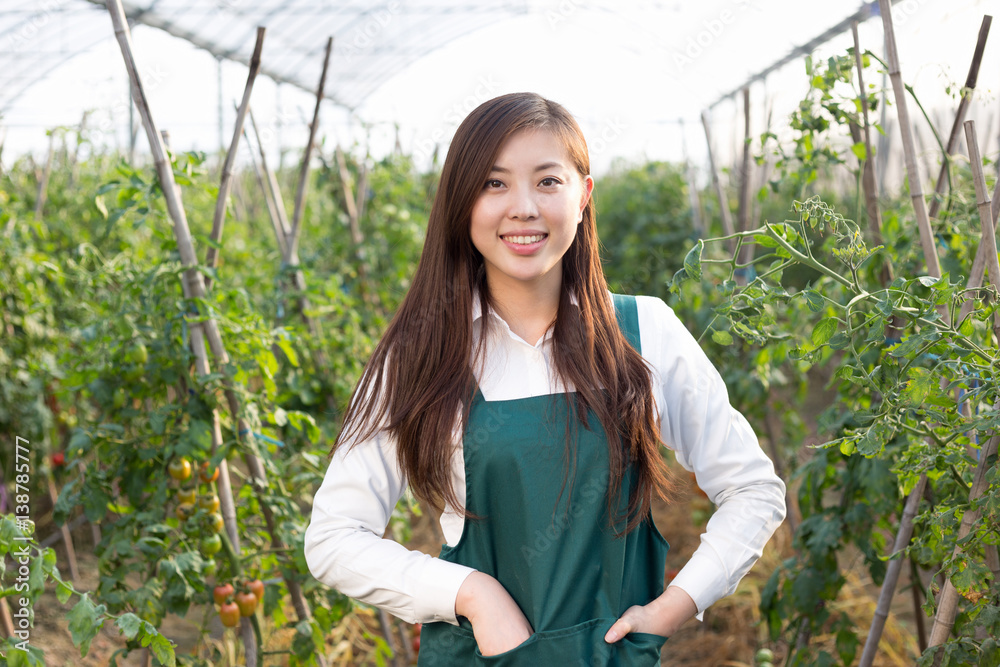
[{"xmin": 489, "ymin": 162, "xmax": 564, "ymax": 174}]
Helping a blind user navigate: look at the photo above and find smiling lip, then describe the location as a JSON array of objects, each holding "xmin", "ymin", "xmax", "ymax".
[{"xmin": 500, "ymin": 231, "xmax": 548, "ymax": 255}]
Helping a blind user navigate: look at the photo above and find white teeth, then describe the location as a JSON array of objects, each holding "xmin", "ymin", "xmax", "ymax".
[{"xmin": 505, "ymin": 234, "xmax": 545, "ymax": 245}]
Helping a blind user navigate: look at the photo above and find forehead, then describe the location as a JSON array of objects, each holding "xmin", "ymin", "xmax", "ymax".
[{"xmin": 493, "ymin": 128, "xmax": 574, "ymax": 166}]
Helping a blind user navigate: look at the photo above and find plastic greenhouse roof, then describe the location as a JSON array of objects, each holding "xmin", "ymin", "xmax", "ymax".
[
  {"xmin": 2, "ymin": 0, "xmax": 999, "ymax": 171},
  {"xmin": 3, "ymin": 0, "xmax": 896, "ymax": 115}
]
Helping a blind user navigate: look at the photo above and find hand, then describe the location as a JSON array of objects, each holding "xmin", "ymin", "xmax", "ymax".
[
  {"xmin": 604, "ymin": 585, "xmax": 698, "ymax": 643},
  {"xmin": 456, "ymin": 571, "xmax": 533, "ymax": 656}
]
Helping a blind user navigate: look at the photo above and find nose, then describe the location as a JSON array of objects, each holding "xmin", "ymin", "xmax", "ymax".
[{"xmin": 507, "ymin": 185, "xmax": 538, "ymax": 221}]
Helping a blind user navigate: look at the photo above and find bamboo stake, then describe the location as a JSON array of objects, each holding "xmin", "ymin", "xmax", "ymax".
[
  {"xmin": 735, "ymin": 88, "xmax": 754, "ymax": 285},
  {"xmin": 336, "ymin": 146, "xmax": 371, "ymax": 299},
  {"xmin": 287, "ymin": 36, "xmax": 333, "ymax": 264},
  {"xmin": 249, "ymin": 107, "xmax": 291, "ymax": 241},
  {"xmin": 861, "ymin": 7, "xmax": 969, "ymax": 660},
  {"xmin": 243, "ymin": 122, "xmax": 287, "ymax": 259},
  {"xmin": 34, "ymin": 131, "xmax": 54, "ymax": 220},
  {"xmin": 878, "ymin": 0, "xmax": 942, "ymax": 279},
  {"xmin": 69, "ymin": 111, "xmax": 90, "ymax": 188},
  {"xmin": 0, "ymin": 597, "xmax": 15, "ymax": 638},
  {"xmin": 928, "ymin": 16, "xmax": 991, "ymax": 221},
  {"xmin": 103, "ymin": 5, "xmax": 314, "ymax": 662},
  {"xmin": 926, "ymin": 119, "xmax": 1000, "ymax": 655},
  {"xmin": 700, "ymin": 110, "xmax": 736, "ymax": 253},
  {"xmin": 851, "ymin": 22, "xmax": 886, "ymax": 256},
  {"xmin": 204, "ymin": 27, "xmax": 265, "ymax": 291},
  {"xmin": 46, "ymin": 473, "xmax": 79, "ymax": 584},
  {"xmin": 958, "ymin": 175, "xmax": 1000, "ymax": 325}
]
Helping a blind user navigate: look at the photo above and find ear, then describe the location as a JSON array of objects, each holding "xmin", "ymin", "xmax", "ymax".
[{"xmin": 578, "ymin": 175, "xmax": 594, "ymax": 223}]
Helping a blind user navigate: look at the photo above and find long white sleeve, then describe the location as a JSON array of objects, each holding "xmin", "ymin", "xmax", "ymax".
[
  {"xmin": 637, "ymin": 295, "xmax": 787, "ymax": 613},
  {"xmin": 303, "ymin": 428, "xmax": 476, "ymax": 625}
]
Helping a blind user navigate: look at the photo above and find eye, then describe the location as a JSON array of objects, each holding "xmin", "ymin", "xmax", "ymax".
[
  {"xmin": 484, "ymin": 179, "xmax": 504, "ymax": 190},
  {"xmin": 539, "ymin": 177, "xmax": 562, "ymax": 187}
]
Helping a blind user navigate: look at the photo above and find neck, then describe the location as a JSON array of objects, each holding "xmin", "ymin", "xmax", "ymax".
[{"xmin": 486, "ymin": 271, "xmax": 562, "ymax": 347}]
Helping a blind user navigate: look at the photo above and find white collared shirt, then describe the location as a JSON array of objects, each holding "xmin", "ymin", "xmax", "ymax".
[{"xmin": 304, "ymin": 293, "xmax": 786, "ymax": 625}]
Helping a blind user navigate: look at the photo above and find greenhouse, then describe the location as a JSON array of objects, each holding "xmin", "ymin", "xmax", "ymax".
[{"xmin": 2, "ymin": 0, "xmax": 1000, "ymax": 665}]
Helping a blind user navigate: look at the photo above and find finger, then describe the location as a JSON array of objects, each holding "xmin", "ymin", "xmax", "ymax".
[{"xmin": 604, "ymin": 617, "xmax": 632, "ymax": 643}]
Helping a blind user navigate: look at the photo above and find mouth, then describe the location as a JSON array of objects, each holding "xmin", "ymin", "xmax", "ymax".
[{"xmin": 500, "ymin": 233, "xmax": 548, "ymax": 246}]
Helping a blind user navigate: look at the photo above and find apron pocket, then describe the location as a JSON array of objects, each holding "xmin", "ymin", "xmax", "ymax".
[{"xmin": 473, "ymin": 618, "xmax": 667, "ymax": 667}]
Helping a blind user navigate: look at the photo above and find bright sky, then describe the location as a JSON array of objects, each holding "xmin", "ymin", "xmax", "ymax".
[{"xmin": 2, "ymin": 0, "xmax": 998, "ymax": 181}]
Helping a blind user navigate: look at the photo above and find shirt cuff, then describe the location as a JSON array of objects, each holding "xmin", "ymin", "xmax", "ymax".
[
  {"xmin": 411, "ymin": 558, "xmax": 477, "ymax": 625},
  {"xmin": 666, "ymin": 550, "xmax": 730, "ymax": 618}
]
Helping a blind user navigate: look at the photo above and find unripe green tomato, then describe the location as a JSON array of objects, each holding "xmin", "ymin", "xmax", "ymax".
[
  {"xmin": 206, "ymin": 512, "xmax": 224, "ymax": 534},
  {"xmin": 113, "ymin": 387, "xmax": 127, "ymax": 409},
  {"xmin": 198, "ymin": 494, "xmax": 220, "ymax": 513},
  {"xmin": 202, "ymin": 558, "xmax": 217, "ymax": 578},
  {"xmin": 126, "ymin": 342, "xmax": 148, "ymax": 365},
  {"xmin": 169, "ymin": 458, "xmax": 192, "ymax": 481},
  {"xmin": 755, "ymin": 649, "xmax": 775, "ymax": 664},
  {"xmin": 200, "ymin": 534, "xmax": 222, "ymax": 557},
  {"xmin": 177, "ymin": 487, "xmax": 197, "ymax": 505}
]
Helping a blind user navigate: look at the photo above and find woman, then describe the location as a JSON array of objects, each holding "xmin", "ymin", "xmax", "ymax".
[{"xmin": 304, "ymin": 92, "xmax": 786, "ymax": 665}]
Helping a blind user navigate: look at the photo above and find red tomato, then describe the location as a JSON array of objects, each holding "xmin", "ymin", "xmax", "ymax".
[
  {"xmin": 219, "ymin": 601, "xmax": 240, "ymax": 628},
  {"xmin": 199, "ymin": 461, "xmax": 219, "ymax": 483},
  {"xmin": 235, "ymin": 591, "xmax": 257, "ymax": 617},
  {"xmin": 213, "ymin": 583, "xmax": 234, "ymax": 606},
  {"xmin": 247, "ymin": 579, "xmax": 264, "ymax": 603},
  {"xmin": 52, "ymin": 452, "xmax": 66, "ymax": 467}
]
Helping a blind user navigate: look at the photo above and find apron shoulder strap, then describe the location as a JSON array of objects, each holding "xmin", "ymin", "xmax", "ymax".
[{"xmin": 611, "ymin": 293, "xmax": 642, "ymax": 355}]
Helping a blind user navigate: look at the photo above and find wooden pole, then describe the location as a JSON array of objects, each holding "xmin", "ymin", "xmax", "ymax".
[
  {"xmin": 242, "ymin": 122, "xmax": 287, "ymax": 259},
  {"xmin": 851, "ymin": 22, "xmax": 885, "ymax": 250},
  {"xmin": 877, "ymin": 0, "xmax": 942, "ymax": 279},
  {"xmin": 928, "ymin": 16, "xmax": 991, "ymax": 221},
  {"xmin": 287, "ymin": 36, "xmax": 333, "ymax": 265},
  {"xmin": 927, "ymin": 119, "xmax": 1000, "ymax": 654},
  {"xmin": 204, "ymin": 27, "xmax": 265, "ymax": 289},
  {"xmin": 700, "ymin": 110, "xmax": 736, "ymax": 253},
  {"xmin": 958, "ymin": 175, "xmax": 1000, "ymax": 325},
  {"xmin": 249, "ymin": 107, "xmax": 291, "ymax": 241},
  {"xmin": 103, "ymin": 5, "xmax": 315, "ymax": 663}
]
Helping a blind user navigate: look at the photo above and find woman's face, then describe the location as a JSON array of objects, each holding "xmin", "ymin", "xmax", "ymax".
[{"xmin": 469, "ymin": 128, "xmax": 594, "ymax": 297}]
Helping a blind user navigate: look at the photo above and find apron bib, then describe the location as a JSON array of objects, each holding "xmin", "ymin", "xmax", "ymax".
[{"xmin": 419, "ymin": 294, "xmax": 669, "ymax": 666}]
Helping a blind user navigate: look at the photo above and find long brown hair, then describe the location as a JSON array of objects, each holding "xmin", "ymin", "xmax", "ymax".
[{"xmin": 335, "ymin": 92, "xmax": 672, "ymax": 532}]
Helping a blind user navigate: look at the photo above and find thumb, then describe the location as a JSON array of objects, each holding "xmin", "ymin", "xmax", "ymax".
[{"xmin": 604, "ymin": 616, "xmax": 633, "ymax": 644}]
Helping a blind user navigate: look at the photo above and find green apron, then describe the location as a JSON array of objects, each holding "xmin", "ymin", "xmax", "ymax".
[{"xmin": 419, "ymin": 294, "xmax": 669, "ymax": 666}]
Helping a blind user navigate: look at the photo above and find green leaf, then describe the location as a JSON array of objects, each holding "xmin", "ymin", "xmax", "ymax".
[
  {"xmin": 712, "ymin": 330, "xmax": 734, "ymax": 346},
  {"xmin": 850, "ymin": 142, "xmax": 868, "ymax": 161},
  {"xmin": 142, "ymin": 624, "xmax": 177, "ymax": 667},
  {"xmin": 116, "ymin": 613, "xmax": 142, "ymax": 640},
  {"xmin": 56, "ymin": 579, "xmax": 73, "ymax": 604},
  {"xmin": 812, "ymin": 318, "xmax": 838, "ymax": 346},
  {"xmin": 803, "ymin": 289, "xmax": 825, "ymax": 313},
  {"xmin": 277, "ymin": 338, "xmax": 299, "ymax": 368},
  {"xmin": 683, "ymin": 240, "xmax": 704, "ymax": 281},
  {"xmin": 66, "ymin": 594, "xmax": 105, "ymax": 656}
]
